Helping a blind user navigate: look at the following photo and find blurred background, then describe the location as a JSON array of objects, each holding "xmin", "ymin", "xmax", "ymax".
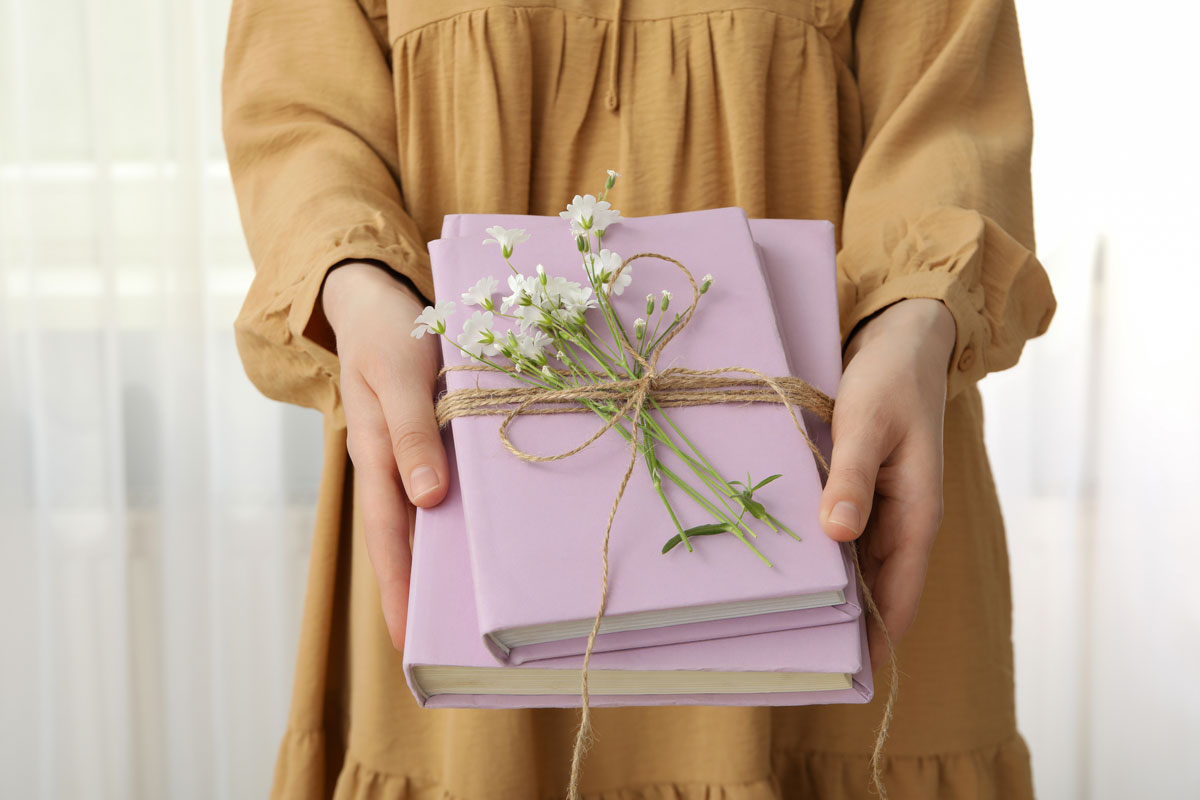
[{"xmin": 1, "ymin": 0, "xmax": 1197, "ymax": 798}]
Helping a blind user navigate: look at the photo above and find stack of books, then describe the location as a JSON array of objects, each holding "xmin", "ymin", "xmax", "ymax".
[{"xmin": 403, "ymin": 207, "xmax": 873, "ymax": 709}]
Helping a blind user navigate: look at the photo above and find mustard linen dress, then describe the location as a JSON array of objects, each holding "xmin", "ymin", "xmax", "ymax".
[{"xmin": 222, "ymin": 1, "xmax": 1057, "ymax": 797}]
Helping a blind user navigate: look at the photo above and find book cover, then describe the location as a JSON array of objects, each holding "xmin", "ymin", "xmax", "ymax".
[
  {"xmin": 432, "ymin": 211, "xmax": 859, "ymax": 664},
  {"xmin": 403, "ymin": 430, "xmax": 874, "ymax": 709}
]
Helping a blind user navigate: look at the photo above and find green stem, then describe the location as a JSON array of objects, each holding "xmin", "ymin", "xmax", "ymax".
[
  {"xmin": 582, "ymin": 397, "xmax": 770, "ymax": 564},
  {"xmin": 643, "ymin": 427, "xmax": 691, "ymax": 552},
  {"xmin": 580, "ymin": 249, "xmax": 634, "ymax": 374},
  {"xmin": 584, "ymin": 322, "xmax": 627, "ymax": 362},
  {"xmin": 646, "ymin": 397, "xmax": 747, "ymax": 502},
  {"xmin": 634, "ymin": 407, "xmax": 768, "ymax": 540}
]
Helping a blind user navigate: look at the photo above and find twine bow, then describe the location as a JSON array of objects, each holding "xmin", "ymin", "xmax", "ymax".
[{"xmin": 434, "ymin": 253, "xmax": 898, "ymax": 800}]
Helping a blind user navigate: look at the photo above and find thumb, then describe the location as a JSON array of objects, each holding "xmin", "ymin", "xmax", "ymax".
[
  {"xmin": 819, "ymin": 431, "xmax": 885, "ymax": 542},
  {"xmin": 378, "ymin": 369, "xmax": 450, "ymax": 509}
]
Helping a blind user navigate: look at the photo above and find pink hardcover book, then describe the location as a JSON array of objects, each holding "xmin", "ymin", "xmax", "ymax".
[
  {"xmin": 432, "ymin": 210, "xmax": 859, "ymax": 665},
  {"xmin": 748, "ymin": 218, "xmax": 842, "ymax": 467},
  {"xmin": 403, "ymin": 430, "xmax": 874, "ymax": 709}
]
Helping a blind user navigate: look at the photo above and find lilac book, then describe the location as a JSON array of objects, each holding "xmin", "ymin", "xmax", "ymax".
[
  {"xmin": 403, "ymin": 430, "xmax": 874, "ymax": 709},
  {"xmin": 431, "ymin": 209, "xmax": 859, "ymax": 665}
]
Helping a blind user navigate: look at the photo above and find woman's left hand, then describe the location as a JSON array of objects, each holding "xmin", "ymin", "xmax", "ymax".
[{"xmin": 818, "ymin": 298, "xmax": 957, "ymax": 670}]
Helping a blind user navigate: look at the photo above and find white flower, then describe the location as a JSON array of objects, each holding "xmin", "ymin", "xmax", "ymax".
[
  {"xmin": 482, "ymin": 226, "xmax": 531, "ymax": 258},
  {"xmin": 591, "ymin": 249, "xmax": 631, "ymax": 296},
  {"xmin": 457, "ymin": 310, "xmax": 500, "ymax": 357},
  {"xmin": 538, "ymin": 276, "xmax": 563, "ymax": 305},
  {"xmin": 501, "ymin": 273, "xmax": 537, "ymax": 313},
  {"xmin": 559, "ymin": 194, "xmax": 621, "ymax": 237},
  {"xmin": 541, "ymin": 274, "xmax": 579, "ymax": 304},
  {"xmin": 411, "ymin": 300, "xmax": 456, "ymax": 338},
  {"xmin": 461, "ymin": 276, "xmax": 499, "ymax": 309},
  {"xmin": 515, "ymin": 329, "xmax": 550, "ymax": 360},
  {"xmin": 558, "ymin": 282, "xmax": 596, "ymax": 315},
  {"xmin": 514, "ymin": 303, "xmax": 544, "ymax": 332},
  {"xmin": 607, "ymin": 169, "xmax": 621, "ymax": 180}
]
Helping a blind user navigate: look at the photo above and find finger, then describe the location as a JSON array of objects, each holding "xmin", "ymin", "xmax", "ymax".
[
  {"xmin": 860, "ymin": 488, "xmax": 942, "ymax": 669},
  {"xmin": 369, "ymin": 352, "xmax": 450, "ymax": 509},
  {"xmin": 344, "ymin": 370, "xmax": 415, "ymax": 651},
  {"xmin": 819, "ymin": 423, "xmax": 890, "ymax": 542},
  {"xmin": 864, "ymin": 542, "xmax": 931, "ymax": 671}
]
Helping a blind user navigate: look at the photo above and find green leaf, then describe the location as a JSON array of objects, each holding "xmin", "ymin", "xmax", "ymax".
[
  {"xmin": 661, "ymin": 523, "xmax": 734, "ymax": 554},
  {"xmin": 738, "ymin": 496, "xmax": 768, "ymax": 520},
  {"xmin": 751, "ymin": 474, "xmax": 783, "ymax": 492}
]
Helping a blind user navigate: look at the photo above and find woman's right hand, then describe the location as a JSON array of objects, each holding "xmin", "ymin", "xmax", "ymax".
[{"xmin": 322, "ymin": 261, "xmax": 449, "ymax": 651}]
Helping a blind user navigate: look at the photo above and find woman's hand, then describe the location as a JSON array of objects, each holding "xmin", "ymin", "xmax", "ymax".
[
  {"xmin": 322, "ymin": 261, "xmax": 450, "ymax": 651},
  {"xmin": 818, "ymin": 298, "xmax": 957, "ymax": 670}
]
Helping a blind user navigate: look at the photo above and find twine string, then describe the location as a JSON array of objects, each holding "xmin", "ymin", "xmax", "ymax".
[{"xmin": 433, "ymin": 252, "xmax": 899, "ymax": 800}]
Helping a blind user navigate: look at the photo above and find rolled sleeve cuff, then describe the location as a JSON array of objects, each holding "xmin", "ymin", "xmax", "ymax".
[
  {"xmin": 840, "ymin": 269, "xmax": 990, "ymax": 402},
  {"xmin": 234, "ymin": 223, "xmax": 433, "ymax": 416}
]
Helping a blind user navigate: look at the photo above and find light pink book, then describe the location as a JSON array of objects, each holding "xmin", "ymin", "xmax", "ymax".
[
  {"xmin": 747, "ymin": 218, "xmax": 842, "ymax": 468},
  {"xmin": 432, "ymin": 210, "xmax": 859, "ymax": 665},
  {"xmin": 403, "ymin": 430, "xmax": 874, "ymax": 708}
]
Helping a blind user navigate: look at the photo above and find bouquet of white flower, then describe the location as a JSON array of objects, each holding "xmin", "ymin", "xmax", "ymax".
[{"xmin": 411, "ymin": 170, "xmax": 804, "ymax": 564}]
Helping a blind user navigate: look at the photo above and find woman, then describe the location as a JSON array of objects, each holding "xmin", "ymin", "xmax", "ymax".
[{"xmin": 222, "ymin": 1, "xmax": 1056, "ymax": 797}]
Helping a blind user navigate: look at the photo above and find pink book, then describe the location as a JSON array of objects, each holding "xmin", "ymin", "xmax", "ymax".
[
  {"xmin": 432, "ymin": 210, "xmax": 859, "ymax": 665},
  {"xmin": 403, "ymin": 430, "xmax": 874, "ymax": 708}
]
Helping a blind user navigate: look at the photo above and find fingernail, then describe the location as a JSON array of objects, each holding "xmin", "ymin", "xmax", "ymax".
[
  {"xmin": 828, "ymin": 501, "xmax": 860, "ymax": 534},
  {"xmin": 410, "ymin": 465, "xmax": 439, "ymax": 500}
]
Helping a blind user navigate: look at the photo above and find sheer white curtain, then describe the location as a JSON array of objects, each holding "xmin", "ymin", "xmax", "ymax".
[
  {"xmin": 1, "ymin": 0, "xmax": 1197, "ymax": 798},
  {"xmin": 0, "ymin": 0, "xmax": 321, "ymax": 797},
  {"xmin": 983, "ymin": 2, "xmax": 1200, "ymax": 798}
]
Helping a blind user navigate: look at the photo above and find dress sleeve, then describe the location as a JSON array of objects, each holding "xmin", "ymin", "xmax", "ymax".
[
  {"xmin": 221, "ymin": 0, "xmax": 434, "ymax": 414},
  {"xmin": 836, "ymin": 0, "xmax": 1057, "ymax": 401}
]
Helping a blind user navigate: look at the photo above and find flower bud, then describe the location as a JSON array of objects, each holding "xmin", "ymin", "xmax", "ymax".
[
  {"xmin": 536, "ymin": 263, "xmax": 547, "ymax": 285},
  {"xmin": 700, "ymin": 274, "xmax": 713, "ymax": 295},
  {"xmin": 576, "ymin": 234, "xmax": 589, "ymax": 253},
  {"xmin": 646, "ymin": 293, "xmax": 656, "ymax": 315},
  {"xmin": 634, "ymin": 317, "xmax": 646, "ymax": 339},
  {"xmin": 541, "ymin": 365, "xmax": 554, "ymax": 381},
  {"xmin": 660, "ymin": 290, "xmax": 672, "ymax": 312}
]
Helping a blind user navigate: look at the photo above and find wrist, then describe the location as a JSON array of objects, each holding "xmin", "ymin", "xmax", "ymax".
[
  {"xmin": 845, "ymin": 298, "xmax": 957, "ymax": 371},
  {"xmin": 322, "ymin": 260, "xmax": 423, "ymax": 336}
]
